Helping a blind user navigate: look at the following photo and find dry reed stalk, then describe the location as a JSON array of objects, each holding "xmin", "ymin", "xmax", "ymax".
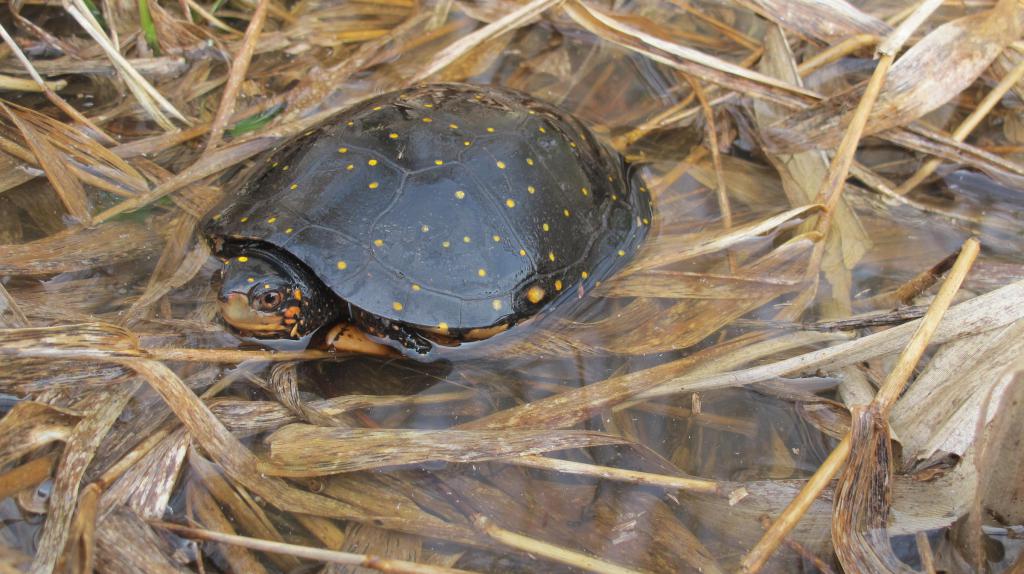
[
  {"xmin": 154, "ymin": 522, "xmax": 478, "ymax": 574},
  {"xmin": 512, "ymin": 455, "xmax": 721, "ymax": 495},
  {"xmin": 737, "ymin": 236, "xmax": 980, "ymax": 574}
]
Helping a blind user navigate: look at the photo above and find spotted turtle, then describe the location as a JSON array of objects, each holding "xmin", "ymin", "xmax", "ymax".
[{"xmin": 203, "ymin": 83, "xmax": 653, "ymax": 354}]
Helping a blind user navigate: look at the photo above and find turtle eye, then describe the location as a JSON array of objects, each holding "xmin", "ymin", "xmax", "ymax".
[{"xmin": 254, "ymin": 290, "xmax": 284, "ymax": 311}]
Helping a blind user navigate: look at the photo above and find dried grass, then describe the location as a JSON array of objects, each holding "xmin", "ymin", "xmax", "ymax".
[{"xmin": 1, "ymin": 0, "xmax": 1023, "ymax": 572}]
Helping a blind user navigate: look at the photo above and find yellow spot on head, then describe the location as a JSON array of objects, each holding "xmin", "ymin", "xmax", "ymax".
[
  {"xmin": 237, "ymin": 256, "xmax": 249, "ymax": 262},
  {"xmin": 563, "ymin": 209, "xmax": 570, "ymax": 217},
  {"xmin": 247, "ymin": 277, "xmax": 255, "ymax": 283},
  {"xmin": 285, "ymin": 228, "xmax": 293, "ymax": 234},
  {"xmin": 542, "ymin": 223, "xmax": 550, "ymax": 232},
  {"xmin": 389, "ymin": 133, "xmax": 399, "ymax": 139},
  {"xmin": 527, "ymin": 185, "xmax": 536, "ymax": 194},
  {"xmin": 368, "ymin": 159, "xmax": 378, "ymax": 166},
  {"xmin": 492, "ymin": 299, "xmax": 502, "ymax": 311},
  {"xmin": 496, "ymin": 161, "xmax": 506, "ymax": 170},
  {"xmin": 421, "ymin": 224, "xmax": 430, "ymax": 232},
  {"xmin": 263, "ymin": 283, "xmax": 270, "ymax": 289},
  {"xmin": 527, "ymin": 158, "xmax": 534, "ymax": 166},
  {"xmin": 373, "ymin": 239, "xmax": 383, "ymax": 247},
  {"xmin": 582, "ymin": 271, "xmax": 589, "ymax": 279},
  {"xmin": 289, "ymin": 183, "xmax": 298, "ymax": 190},
  {"xmin": 492, "ymin": 234, "xmax": 501, "ymax": 242},
  {"xmin": 455, "ymin": 190, "xmax": 465, "ymax": 199},
  {"xmin": 478, "ymin": 268, "xmax": 487, "ymax": 277},
  {"xmin": 519, "ymin": 249, "xmax": 526, "ymax": 256},
  {"xmin": 555, "ymin": 279, "xmax": 563, "ymax": 291},
  {"xmin": 369, "ymin": 182, "xmax": 379, "ymax": 189},
  {"xmin": 267, "ymin": 217, "xmax": 277, "ymax": 223},
  {"xmin": 548, "ymin": 251, "xmax": 555, "ymax": 262},
  {"xmin": 392, "ymin": 301, "xmax": 403, "ymax": 311},
  {"xmin": 442, "ymin": 240, "xmax": 451, "ymax": 248},
  {"xmin": 434, "ymin": 160, "xmax": 443, "ymax": 166},
  {"xmin": 486, "ymin": 127, "xmax": 495, "ymax": 133},
  {"xmin": 412, "ymin": 284, "xmax": 421, "ymax": 292},
  {"xmin": 617, "ymin": 249, "xmax": 625, "ymax": 257},
  {"xmin": 505, "ymin": 199, "xmax": 516, "ymax": 208},
  {"xmin": 337, "ymin": 260, "xmax": 347, "ymax": 270},
  {"xmin": 581, "ymin": 187, "xmax": 588, "ymax": 196},
  {"xmin": 449, "ymin": 123, "xmax": 458, "ymax": 129},
  {"xmin": 527, "ymin": 286, "xmax": 545, "ymax": 304},
  {"xmin": 463, "ymin": 236, "xmax": 471, "ymax": 243},
  {"xmin": 422, "ymin": 117, "xmax": 433, "ymax": 123},
  {"xmin": 339, "ymin": 147, "xmax": 348, "ymax": 154}
]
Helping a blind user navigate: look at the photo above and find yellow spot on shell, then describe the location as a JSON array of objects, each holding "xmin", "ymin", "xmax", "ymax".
[
  {"xmin": 412, "ymin": 284, "xmax": 421, "ymax": 292},
  {"xmin": 389, "ymin": 133, "xmax": 399, "ymax": 139},
  {"xmin": 617, "ymin": 249, "xmax": 625, "ymax": 257},
  {"xmin": 438, "ymin": 322, "xmax": 449, "ymax": 332},
  {"xmin": 346, "ymin": 164, "xmax": 354, "ymax": 171},
  {"xmin": 478, "ymin": 268, "xmax": 487, "ymax": 277},
  {"xmin": 282, "ymin": 165, "xmax": 289, "ymax": 171},
  {"xmin": 642, "ymin": 218, "xmax": 650, "ymax": 225},
  {"xmin": 392, "ymin": 301, "xmax": 403, "ymax": 311},
  {"xmin": 519, "ymin": 249, "xmax": 527, "ymax": 256},
  {"xmin": 555, "ymin": 279, "xmax": 563, "ymax": 291},
  {"xmin": 374, "ymin": 239, "xmax": 383, "ymax": 247},
  {"xmin": 542, "ymin": 223, "xmax": 550, "ymax": 232},
  {"xmin": 339, "ymin": 147, "xmax": 348, "ymax": 154},
  {"xmin": 346, "ymin": 121, "xmax": 354, "ymax": 126},
  {"xmin": 582, "ymin": 271, "xmax": 589, "ymax": 279},
  {"xmin": 373, "ymin": 105, "xmax": 382, "ymax": 111},
  {"xmin": 505, "ymin": 199, "xmax": 516, "ymax": 208},
  {"xmin": 240, "ymin": 217, "xmax": 249, "ymax": 222},
  {"xmin": 434, "ymin": 160, "xmax": 443, "ymax": 166},
  {"xmin": 527, "ymin": 158, "xmax": 534, "ymax": 166},
  {"xmin": 449, "ymin": 123, "xmax": 458, "ymax": 129},
  {"xmin": 492, "ymin": 234, "xmax": 501, "ymax": 242},
  {"xmin": 237, "ymin": 256, "xmax": 249, "ymax": 262},
  {"xmin": 612, "ymin": 194, "xmax": 618, "ymax": 201},
  {"xmin": 290, "ymin": 183, "xmax": 298, "ymax": 190},
  {"xmin": 570, "ymin": 141, "xmax": 577, "ymax": 148},
  {"xmin": 369, "ymin": 182, "xmax": 379, "ymax": 189},
  {"xmin": 463, "ymin": 236, "xmax": 471, "ymax": 243},
  {"xmin": 563, "ymin": 209, "xmax": 571, "ymax": 217},
  {"xmin": 422, "ymin": 117, "xmax": 433, "ymax": 123},
  {"xmin": 424, "ymin": 103, "xmax": 433, "ymax": 108},
  {"xmin": 247, "ymin": 277, "xmax": 254, "ymax": 283},
  {"xmin": 486, "ymin": 127, "xmax": 495, "ymax": 133},
  {"xmin": 548, "ymin": 251, "xmax": 555, "ymax": 262},
  {"xmin": 527, "ymin": 185, "xmax": 536, "ymax": 194},
  {"xmin": 442, "ymin": 241, "xmax": 451, "ymax": 248},
  {"xmin": 267, "ymin": 217, "xmax": 277, "ymax": 223},
  {"xmin": 421, "ymin": 225, "xmax": 430, "ymax": 232},
  {"xmin": 272, "ymin": 162, "xmax": 279, "ymax": 167},
  {"xmin": 538, "ymin": 126, "xmax": 546, "ymax": 133},
  {"xmin": 212, "ymin": 214, "xmax": 222, "ymax": 220},
  {"xmin": 527, "ymin": 286, "xmax": 545, "ymax": 304},
  {"xmin": 464, "ymin": 141, "xmax": 471, "ymax": 146},
  {"xmin": 492, "ymin": 299, "xmax": 502, "ymax": 310},
  {"xmin": 455, "ymin": 190, "xmax": 466, "ymax": 199},
  {"xmin": 581, "ymin": 187, "xmax": 588, "ymax": 196},
  {"xmin": 285, "ymin": 228, "xmax": 293, "ymax": 234},
  {"xmin": 496, "ymin": 161, "xmax": 506, "ymax": 170},
  {"xmin": 368, "ymin": 159, "xmax": 378, "ymax": 166}
]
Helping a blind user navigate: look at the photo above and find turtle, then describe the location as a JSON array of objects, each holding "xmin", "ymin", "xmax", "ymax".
[{"xmin": 203, "ymin": 83, "xmax": 653, "ymax": 355}]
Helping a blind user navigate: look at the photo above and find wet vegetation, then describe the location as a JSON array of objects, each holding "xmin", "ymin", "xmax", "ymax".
[{"xmin": 1, "ymin": 0, "xmax": 1023, "ymax": 572}]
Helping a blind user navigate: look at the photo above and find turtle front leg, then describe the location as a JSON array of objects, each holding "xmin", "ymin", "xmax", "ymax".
[{"xmin": 324, "ymin": 322, "xmax": 396, "ymax": 357}]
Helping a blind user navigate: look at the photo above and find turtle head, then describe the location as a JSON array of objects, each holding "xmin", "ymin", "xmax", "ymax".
[{"xmin": 216, "ymin": 247, "xmax": 338, "ymax": 339}]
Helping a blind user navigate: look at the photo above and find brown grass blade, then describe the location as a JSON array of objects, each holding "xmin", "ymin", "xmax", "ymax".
[
  {"xmin": 735, "ymin": 0, "xmax": 889, "ymax": 44},
  {"xmin": 0, "ymin": 102, "xmax": 90, "ymax": 223},
  {"xmin": 263, "ymin": 425, "xmax": 627, "ymax": 476},
  {"xmin": 595, "ymin": 269, "xmax": 797, "ymax": 299},
  {"xmin": 0, "ymin": 453, "xmax": 57, "ymax": 501},
  {"xmin": 98, "ymin": 427, "xmax": 190, "ymax": 520},
  {"xmin": 96, "ymin": 507, "xmax": 193, "ymax": 574},
  {"xmin": 0, "ymin": 402, "xmax": 78, "ymax": 467},
  {"xmin": 187, "ymin": 482, "xmax": 270, "ymax": 574},
  {"xmin": 766, "ymin": 0, "xmax": 1023, "ymax": 153},
  {"xmin": 0, "ymin": 222, "xmax": 161, "ymax": 276}
]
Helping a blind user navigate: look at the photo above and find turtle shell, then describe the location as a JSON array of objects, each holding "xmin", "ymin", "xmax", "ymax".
[{"xmin": 204, "ymin": 83, "xmax": 652, "ymax": 335}]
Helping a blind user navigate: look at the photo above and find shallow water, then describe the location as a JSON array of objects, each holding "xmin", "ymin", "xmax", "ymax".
[{"xmin": 2, "ymin": 2, "xmax": 1024, "ymax": 573}]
